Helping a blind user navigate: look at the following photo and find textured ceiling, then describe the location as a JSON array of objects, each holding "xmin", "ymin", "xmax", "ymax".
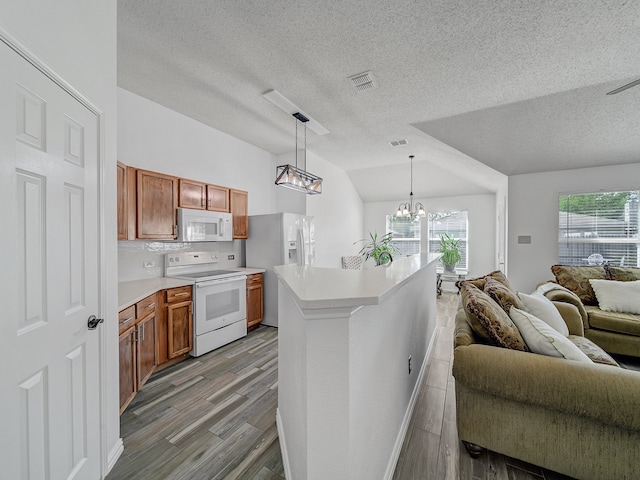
[{"xmin": 118, "ymin": 0, "xmax": 640, "ymax": 202}]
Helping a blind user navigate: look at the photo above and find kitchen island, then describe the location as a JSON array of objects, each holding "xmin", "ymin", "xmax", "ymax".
[{"xmin": 274, "ymin": 253, "xmax": 440, "ymax": 480}]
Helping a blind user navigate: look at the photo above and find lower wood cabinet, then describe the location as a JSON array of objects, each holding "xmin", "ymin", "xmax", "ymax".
[
  {"xmin": 157, "ymin": 285, "xmax": 193, "ymax": 365},
  {"xmin": 118, "ymin": 293, "xmax": 158, "ymax": 414},
  {"xmin": 246, "ymin": 273, "xmax": 263, "ymax": 331}
]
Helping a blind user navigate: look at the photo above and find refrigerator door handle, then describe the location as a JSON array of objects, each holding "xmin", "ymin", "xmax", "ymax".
[{"xmin": 298, "ymin": 227, "xmax": 305, "ymax": 266}]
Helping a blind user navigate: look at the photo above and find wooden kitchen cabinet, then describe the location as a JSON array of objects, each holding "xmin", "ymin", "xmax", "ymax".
[
  {"xmin": 230, "ymin": 188, "xmax": 248, "ymax": 239},
  {"xmin": 157, "ymin": 286, "xmax": 193, "ymax": 365},
  {"xmin": 246, "ymin": 273, "xmax": 263, "ymax": 331},
  {"xmin": 118, "ymin": 293, "xmax": 158, "ymax": 413},
  {"xmin": 136, "ymin": 169, "xmax": 178, "ymax": 239},
  {"xmin": 116, "ymin": 162, "xmax": 137, "ymax": 240},
  {"xmin": 178, "ymin": 178, "xmax": 230, "ymax": 213}
]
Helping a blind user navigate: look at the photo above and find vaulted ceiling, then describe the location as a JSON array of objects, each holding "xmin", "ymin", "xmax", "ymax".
[{"xmin": 118, "ymin": 1, "xmax": 640, "ymax": 202}]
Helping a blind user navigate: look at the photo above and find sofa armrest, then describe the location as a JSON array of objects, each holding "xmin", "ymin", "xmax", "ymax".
[
  {"xmin": 543, "ymin": 289, "xmax": 589, "ymax": 330},
  {"xmin": 453, "ymin": 343, "xmax": 640, "ymax": 432},
  {"xmin": 552, "ymin": 301, "xmax": 584, "ymax": 336}
]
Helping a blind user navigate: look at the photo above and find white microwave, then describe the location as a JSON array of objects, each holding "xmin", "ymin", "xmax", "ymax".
[{"xmin": 177, "ymin": 208, "xmax": 233, "ymax": 242}]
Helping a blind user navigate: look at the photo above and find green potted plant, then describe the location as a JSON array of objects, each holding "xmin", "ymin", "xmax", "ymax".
[
  {"xmin": 439, "ymin": 233, "xmax": 461, "ymax": 272},
  {"xmin": 355, "ymin": 231, "xmax": 395, "ymax": 266}
]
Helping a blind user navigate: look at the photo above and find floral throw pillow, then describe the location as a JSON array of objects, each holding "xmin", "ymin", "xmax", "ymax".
[
  {"xmin": 461, "ymin": 282, "xmax": 528, "ymax": 351},
  {"xmin": 457, "ymin": 270, "xmax": 512, "ymax": 291},
  {"xmin": 605, "ymin": 265, "xmax": 640, "ymax": 282},
  {"xmin": 550, "ymin": 265, "xmax": 606, "ymax": 306},
  {"xmin": 484, "ymin": 276, "xmax": 525, "ymax": 315}
]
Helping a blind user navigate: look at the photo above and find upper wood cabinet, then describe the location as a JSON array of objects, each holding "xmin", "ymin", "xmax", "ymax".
[
  {"xmin": 178, "ymin": 178, "xmax": 230, "ymax": 212},
  {"xmin": 136, "ymin": 169, "xmax": 178, "ymax": 240},
  {"xmin": 116, "ymin": 163, "xmax": 137, "ymax": 240},
  {"xmin": 230, "ymin": 189, "xmax": 248, "ymax": 239}
]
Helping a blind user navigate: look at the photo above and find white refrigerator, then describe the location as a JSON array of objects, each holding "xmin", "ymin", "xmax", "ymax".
[{"xmin": 246, "ymin": 213, "xmax": 315, "ymax": 327}]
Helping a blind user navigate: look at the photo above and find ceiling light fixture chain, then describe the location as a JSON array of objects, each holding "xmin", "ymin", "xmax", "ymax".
[{"xmin": 396, "ymin": 154, "xmax": 425, "ymax": 219}]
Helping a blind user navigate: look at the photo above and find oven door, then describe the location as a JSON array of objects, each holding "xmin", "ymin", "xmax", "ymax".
[{"xmin": 193, "ymin": 275, "xmax": 247, "ymax": 334}]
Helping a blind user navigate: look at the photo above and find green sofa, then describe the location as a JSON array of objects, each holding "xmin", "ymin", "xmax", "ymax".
[{"xmin": 453, "ymin": 283, "xmax": 640, "ymax": 479}]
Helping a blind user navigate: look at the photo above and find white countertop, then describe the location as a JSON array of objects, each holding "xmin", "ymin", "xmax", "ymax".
[
  {"xmin": 118, "ymin": 267, "xmax": 265, "ymax": 311},
  {"xmin": 274, "ymin": 253, "xmax": 440, "ymax": 309}
]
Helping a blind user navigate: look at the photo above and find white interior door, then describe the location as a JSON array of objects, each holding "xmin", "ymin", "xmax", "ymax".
[{"xmin": 0, "ymin": 41, "xmax": 101, "ymax": 479}]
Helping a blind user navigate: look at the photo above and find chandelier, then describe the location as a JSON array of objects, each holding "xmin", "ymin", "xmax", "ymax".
[
  {"xmin": 275, "ymin": 113, "xmax": 323, "ymax": 195},
  {"xmin": 396, "ymin": 155, "xmax": 425, "ymax": 219}
]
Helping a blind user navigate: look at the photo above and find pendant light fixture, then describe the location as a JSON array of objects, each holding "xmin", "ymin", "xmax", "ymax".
[
  {"xmin": 275, "ymin": 113, "xmax": 323, "ymax": 195},
  {"xmin": 396, "ymin": 155, "xmax": 425, "ymax": 219}
]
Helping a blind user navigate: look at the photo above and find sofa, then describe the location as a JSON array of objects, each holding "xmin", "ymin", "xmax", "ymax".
[
  {"xmin": 543, "ymin": 264, "xmax": 640, "ymax": 358},
  {"xmin": 452, "ymin": 271, "xmax": 640, "ymax": 480}
]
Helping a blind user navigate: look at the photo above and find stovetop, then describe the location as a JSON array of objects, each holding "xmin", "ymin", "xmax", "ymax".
[{"xmin": 164, "ymin": 252, "xmax": 246, "ymax": 282}]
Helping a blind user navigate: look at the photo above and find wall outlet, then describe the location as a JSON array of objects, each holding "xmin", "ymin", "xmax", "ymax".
[
  {"xmin": 518, "ymin": 235, "xmax": 532, "ymax": 244},
  {"xmin": 408, "ymin": 355, "xmax": 412, "ymax": 375},
  {"xmin": 143, "ymin": 261, "xmax": 155, "ymax": 268},
  {"xmin": 228, "ymin": 254, "xmax": 235, "ymax": 260}
]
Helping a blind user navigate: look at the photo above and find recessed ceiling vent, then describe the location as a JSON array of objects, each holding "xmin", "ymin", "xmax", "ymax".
[
  {"xmin": 389, "ymin": 139, "xmax": 408, "ymax": 147},
  {"xmin": 348, "ymin": 71, "xmax": 378, "ymax": 93}
]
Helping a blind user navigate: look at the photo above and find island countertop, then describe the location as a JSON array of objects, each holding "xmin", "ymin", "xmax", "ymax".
[{"xmin": 273, "ymin": 252, "xmax": 440, "ymax": 309}]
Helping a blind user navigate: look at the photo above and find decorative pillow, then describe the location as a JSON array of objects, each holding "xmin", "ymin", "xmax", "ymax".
[
  {"xmin": 550, "ymin": 265, "xmax": 607, "ymax": 305},
  {"xmin": 568, "ymin": 335, "xmax": 619, "ymax": 367},
  {"xmin": 605, "ymin": 265, "xmax": 640, "ymax": 282},
  {"xmin": 457, "ymin": 270, "xmax": 512, "ymax": 291},
  {"xmin": 518, "ymin": 291, "xmax": 569, "ymax": 337},
  {"xmin": 461, "ymin": 283, "xmax": 528, "ymax": 351},
  {"xmin": 588, "ymin": 279, "xmax": 640, "ymax": 314},
  {"xmin": 484, "ymin": 277, "xmax": 525, "ymax": 315},
  {"xmin": 509, "ymin": 307, "xmax": 592, "ymax": 363}
]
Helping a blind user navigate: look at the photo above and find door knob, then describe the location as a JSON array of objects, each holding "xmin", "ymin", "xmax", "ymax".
[{"xmin": 87, "ymin": 315, "xmax": 104, "ymax": 330}]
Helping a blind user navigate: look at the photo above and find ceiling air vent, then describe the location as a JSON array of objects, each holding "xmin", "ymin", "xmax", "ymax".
[
  {"xmin": 348, "ymin": 71, "xmax": 378, "ymax": 93},
  {"xmin": 389, "ymin": 139, "xmax": 408, "ymax": 147}
]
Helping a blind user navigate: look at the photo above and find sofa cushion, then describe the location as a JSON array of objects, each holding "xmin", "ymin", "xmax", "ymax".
[
  {"xmin": 460, "ymin": 283, "xmax": 528, "ymax": 351},
  {"xmin": 605, "ymin": 265, "xmax": 640, "ymax": 282},
  {"xmin": 457, "ymin": 270, "xmax": 512, "ymax": 291},
  {"xmin": 585, "ymin": 305, "xmax": 640, "ymax": 336},
  {"xmin": 484, "ymin": 277, "xmax": 525, "ymax": 315},
  {"xmin": 550, "ymin": 264, "xmax": 607, "ymax": 305},
  {"xmin": 509, "ymin": 307, "xmax": 592, "ymax": 363},
  {"xmin": 589, "ymin": 279, "xmax": 640, "ymax": 314},
  {"xmin": 568, "ymin": 335, "xmax": 619, "ymax": 366},
  {"xmin": 518, "ymin": 291, "xmax": 570, "ymax": 337}
]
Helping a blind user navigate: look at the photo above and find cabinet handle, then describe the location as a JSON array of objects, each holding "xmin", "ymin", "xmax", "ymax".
[
  {"xmin": 146, "ymin": 303, "xmax": 156, "ymax": 308},
  {"xmin": 120, "ymin": 316, "xmax": 134, "ymax": 324},
  {"xmin": 174, "ymin": 292, "xmax": 189, "ymax": 297},
  {"xmin": 201, "ymin": 197, "xmax": 205, "ymax": 207},
  {"xmin": 140, "ymin": 322, "xmax": 145, "ymax": 341}
]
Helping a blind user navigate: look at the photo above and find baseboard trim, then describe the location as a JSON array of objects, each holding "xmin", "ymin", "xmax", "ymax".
[
  {"xmin": 275, "ymin": 408, "xmax": 293, "ymax": 480},
  {"xmin": 383, "ymin": 329, "xmax": 437, "ymax": 480},
  {"xmin": 105, "ymin": 438, "xmax": 124, "ymax": 476}
]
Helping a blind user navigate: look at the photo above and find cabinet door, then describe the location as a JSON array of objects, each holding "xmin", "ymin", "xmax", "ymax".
[
  {"xmin": 136, "ymin": 313, "xmax": 157, "ymax": 389},
  {"xmin": 230, "ymin": 189, "xmax": 248, "ymax": 239},
  {"xmin": 116, "ymin": 162, "xmax": 128, "ymax": 240},
  {"xmin": 179, "ymin": 178, "xmax": 206, "ymax": 210},
  {"xmin": 119, "ymin": 326, "xmax": 137, "ymax": 414},
  {"xmin": 207, "ymin": 184, "xmax": 230, "ymax": 212},
  {"xmin": 168, "ymin": 300, "xmax": 193, "ymax": 358},
  {"xmin": 136, "ymin": 169, "xmax": 177, "ymax": 239},
  {"xmin": 246, "ymin": 274, "xmax": 263, "ymax": 331}
]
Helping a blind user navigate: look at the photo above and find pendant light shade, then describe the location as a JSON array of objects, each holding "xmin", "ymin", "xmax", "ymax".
[
  {"xmin": 275, "ymin": 113, "xmax": 323, "ymax": 195},
  {"xmin": 396, "ymin": 155, "xmax": 425, "ymax": 219}
]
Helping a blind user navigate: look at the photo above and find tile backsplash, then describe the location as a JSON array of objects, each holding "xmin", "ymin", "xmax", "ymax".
[{"xmin": 118, "ymin": 240, "xmax": 245, "ymax": 282}]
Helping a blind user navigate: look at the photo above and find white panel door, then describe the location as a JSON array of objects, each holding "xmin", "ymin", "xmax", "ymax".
[{"xmin": 0, "ymin": 42, "xmax": 101, "ymax": 479}]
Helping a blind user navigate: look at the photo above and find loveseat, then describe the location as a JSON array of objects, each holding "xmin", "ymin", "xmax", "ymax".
[
  {"xmin": 543, "ymin": 264, "xmax": 640, "ymax": 358},
  {"xmin": 453, "ymin": 271, "xmax": 640, "ymax": 480}
]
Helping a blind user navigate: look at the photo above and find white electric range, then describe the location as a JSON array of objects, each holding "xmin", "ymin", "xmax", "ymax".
[{"xmin": 165, "ymin": 251, "xmax": 247, "ymax": 356}]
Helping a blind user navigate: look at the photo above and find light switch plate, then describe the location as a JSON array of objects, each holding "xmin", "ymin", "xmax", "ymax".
[{"xmin": 518, "ymin": 235, "xmax": 532, "ymax": 244}]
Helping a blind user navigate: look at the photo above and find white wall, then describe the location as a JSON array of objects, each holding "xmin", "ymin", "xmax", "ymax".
[
  {"xmin": 306, "ymin": 151, "xmax": 364, "ymax": 268},
  {"xmin": 508, "ymin": 162, "xmax": 640, "ymax": 293},
  {"xmin": 364, "ymin": 194, "xmax": 497, "ymax": 279},
  {"xmin": 1, "ymin": 2, "xmax": 119, "ymax": 475}
]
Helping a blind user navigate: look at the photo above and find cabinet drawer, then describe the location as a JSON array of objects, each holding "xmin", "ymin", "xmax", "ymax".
[
  {"xmin": 118, "ymin": 305, "xmax": 136, "ymax": 334},
  {"xmin": 166, "ymin": 286, "xmax": 192, "ymax": 303},
  {"xmin": 246, "ymin": 273, "xmax": 262, "ymax": 285},
  {"xmin": 136, "ymin": 293, "xmax": 157, "ymax": 320}
]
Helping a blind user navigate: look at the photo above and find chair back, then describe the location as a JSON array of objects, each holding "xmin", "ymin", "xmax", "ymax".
[{"xmin": 342, "ymin": 256, "xmax": 364, "ymax": 270}]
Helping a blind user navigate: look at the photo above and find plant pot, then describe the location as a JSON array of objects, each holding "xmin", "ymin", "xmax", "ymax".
[{"xmin": 443, "ymin": 262, "xmax": 456, "ymax": 273}]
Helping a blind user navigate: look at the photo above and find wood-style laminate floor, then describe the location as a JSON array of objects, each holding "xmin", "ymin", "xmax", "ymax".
[{"xmin": 107, "ymin": 293, "xmax": 575, "ymax": 480}]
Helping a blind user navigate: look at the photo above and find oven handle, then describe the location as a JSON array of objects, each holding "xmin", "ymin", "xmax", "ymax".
[{"xmin": 196, "ymin": 276, "xmax": 247, "ymax": 288}]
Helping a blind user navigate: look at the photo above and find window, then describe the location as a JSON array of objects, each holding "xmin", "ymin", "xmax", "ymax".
[
  {"xmin": 428, "ymin": 211, "xmax": 468, "ymax": 270},
  {"xmin": 558, "ymin": 190, "xmax": 639, "ymax": 266},
  {"xmin": 386, "ymin": 215, "xmax": 421, "ymax": 257}
]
